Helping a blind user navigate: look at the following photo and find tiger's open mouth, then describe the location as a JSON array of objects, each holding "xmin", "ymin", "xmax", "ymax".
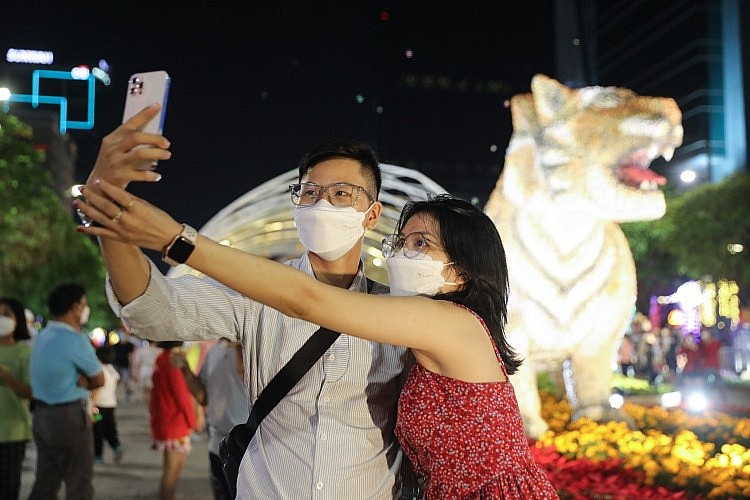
[{"xmin": 616, "ymin": 148, "xmax": 671, "ymax": 190}]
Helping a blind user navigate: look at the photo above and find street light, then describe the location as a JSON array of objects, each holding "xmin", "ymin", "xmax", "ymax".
[
  {"xmin": 680, "ymin": 169, "xmax": 697, "ymax": 183},
  {"xmin": 0, "ymin": 87, "xmax": 10, "ymax": 113}
]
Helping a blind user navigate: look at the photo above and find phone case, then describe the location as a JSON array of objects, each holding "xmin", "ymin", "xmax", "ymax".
[{"xmin": 122, "ymin": 70, "xmax": 171, "ymax": 169}]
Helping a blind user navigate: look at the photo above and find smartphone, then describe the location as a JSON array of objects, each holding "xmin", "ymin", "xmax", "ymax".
[
  {"xmin": 122, "ymin": 70, "xmax": 171, "ymax": 170},
  {"xmin": 76, "ymin": 71, "xmax": 171, "ymax": 227}
]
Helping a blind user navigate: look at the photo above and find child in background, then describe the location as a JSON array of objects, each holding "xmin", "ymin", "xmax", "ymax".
[{"xmin": 91, "ymin": 344, "xmax": 123, "ymax": 464}]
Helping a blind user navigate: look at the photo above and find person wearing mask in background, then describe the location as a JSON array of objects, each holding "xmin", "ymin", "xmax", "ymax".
[
  {"xmin": 0, "ymin": 298, "xmax": 32, "ymax": 345},
  {"xmin": 173, "ymin": 339, "xmax": 249, "ymax": 500},
  {"xmin": 78, "ymin": 105, "xmax": 411, "ymax": 498},
  {"xmin": 0, "ymin": 297, "xmax": 33, "ymax": 500},
  {"xmin": 28, "ymin": 283, "xmax": 104, "ymax": 500}
]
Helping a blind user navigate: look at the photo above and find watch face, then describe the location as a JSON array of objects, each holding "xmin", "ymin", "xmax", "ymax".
[{"xmin": 168, "ymin": 236, "xmax": 195, "ymax": 264}]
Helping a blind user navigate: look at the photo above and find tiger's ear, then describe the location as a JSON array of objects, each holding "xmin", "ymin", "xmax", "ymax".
[
  {"xmin": 509, "ymin": 94, "xmax": 538, "ymax": 133},
  {"xmin": 531, "ymin": 74, "xmax": 576, "ymax": 125}
]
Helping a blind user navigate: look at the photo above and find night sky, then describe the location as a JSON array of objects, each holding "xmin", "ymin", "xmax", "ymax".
[{"xmin": 2, "ymin": 2, "xmax": 556, "ymax": 227}]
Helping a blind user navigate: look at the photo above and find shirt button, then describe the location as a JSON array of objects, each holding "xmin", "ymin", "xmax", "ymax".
[
  {"xmin": 320, "ymin": 434, "xmax": 327, "ymax": 441},
  {"xmin": 323, "ymin": 396, "xmax": 330, "ymax": 403},
  {"xmin": 327, "ymin": 353, "xmax": 335, "ymax": 361},
  {"xmin": 316, "ymin": 482, "xmax": 324, "ymax": 490}
]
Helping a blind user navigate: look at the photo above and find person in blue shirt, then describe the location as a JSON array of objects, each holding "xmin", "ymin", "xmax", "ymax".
[{"xmin": 28, "ymin": 283, "xmax": 104, "ymax": 500}]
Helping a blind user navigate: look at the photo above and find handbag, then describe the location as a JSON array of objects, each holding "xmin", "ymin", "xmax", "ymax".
[{"xmin": 219, "ymin": 326, "xmax": 340, "ymax": 499}]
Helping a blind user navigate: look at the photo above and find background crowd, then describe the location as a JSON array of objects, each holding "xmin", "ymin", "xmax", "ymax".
[
  {"xmin": 617, "ymin": 314, "xmax": 724, "ymax": 387},
  {"xmin": 0, "ymin": 289, "xmax": 229, "ymax": 500}
]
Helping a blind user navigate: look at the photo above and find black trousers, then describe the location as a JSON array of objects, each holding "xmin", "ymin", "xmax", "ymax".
[
  {"xmin": 0, "ymin": 440, "xmax": 26, "ymax": 500},
  {"xmin": 93, "ymin": 407, "xmax": 121, "ymax": 457}
]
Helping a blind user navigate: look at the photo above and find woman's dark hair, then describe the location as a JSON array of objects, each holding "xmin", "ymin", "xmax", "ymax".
[
  {"xmin": 298, "ymin": 139, "xmax": 382, "ymax": 199},
  {"xmin": 47, "ymin": 283, "xmax": 86, "ymax": 317},
  {"xmin": 155, "ymin": 340, "xmax": 183, "ymax": 349},
  {"xmin": 0, "ymin": 297, "xmax": 31, "ymax": 342},
  {"xmin": 395, "ymin": 194, "xmax": 522, "ymax": 374}
]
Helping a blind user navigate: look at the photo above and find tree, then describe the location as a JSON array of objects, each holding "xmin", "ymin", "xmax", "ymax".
[
  {"xmin": 667, "ymin": 171, "xmax": 750, "ymax": 288},
  {"xmin": 622, "ymin": 171, "xmax": 750, "ymax": 312},
  {"xmin": 0, "ymin": 112, "xmax": 117, "ymax": 328}
]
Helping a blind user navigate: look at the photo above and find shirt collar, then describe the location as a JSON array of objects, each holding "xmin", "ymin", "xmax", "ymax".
[{"xmin": 298, "ymin": 253, "xmax": 368, "ymax": 293}]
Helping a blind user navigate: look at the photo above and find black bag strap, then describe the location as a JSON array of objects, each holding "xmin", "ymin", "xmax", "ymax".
[
  {"xmin": 245, "ymin": 325, "xmax": 338, "ymax": 431},
  {"xmin": 244, "ymin": 277, "xmax": 375, "ymax": 432}
]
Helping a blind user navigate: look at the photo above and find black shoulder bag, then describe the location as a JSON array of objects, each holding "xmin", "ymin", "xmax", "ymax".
[{"xmin": 218, "ymin": 326, "xmax": 340, "ymax": 499}]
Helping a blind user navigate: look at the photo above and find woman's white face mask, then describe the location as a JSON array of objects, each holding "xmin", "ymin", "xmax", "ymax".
[
  {"xmin": 0, "ymin": 315, "xmax": 16, "ymax": 337},
  {"xmin": 294, "ymin": 200, "xmax": 373, "ymax": 261},
  {"xmin": 386, "ymin": 251, "xmax": 456, "ymax": 296}
]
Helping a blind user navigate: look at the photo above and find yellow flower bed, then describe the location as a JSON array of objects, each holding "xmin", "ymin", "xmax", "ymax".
[{"xmin": 537, "ymin": 394, "xmax": 750, "ymax": 498}]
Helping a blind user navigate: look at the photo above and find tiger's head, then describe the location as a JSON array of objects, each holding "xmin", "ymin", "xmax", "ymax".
[{"xmin": 500, "ymin": 74, "xmax": 683, "ymax": 222}]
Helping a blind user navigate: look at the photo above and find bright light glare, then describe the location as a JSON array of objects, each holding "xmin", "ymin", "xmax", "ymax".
[
  {"xmin": 660, "ymin": 391, "xmax": 682, "ymax": 408},
  {"xmin": 0, "ymin": 87, "xmax": 10, "ymax": 101},
  {"xmin": 6, "ymin": 48, "xmax": 53, "ymax": 64},
  {"xmin": 608, "ymin": 393, "xmax": 624, "ymax": 409},
  {"xmin": 676, "ymin": 281, "xmax": 703, "ymax": 309},
  {"xmin": 685, "ymin": 391, "xmax": 708, "ymax": 412},
  {"xmin": 90, "ymin": 327, "xmax": 107, "ymax": 347},
  {"xmin": 108, "ymin": 330, "xmax": 120, "ymax": 345},
  {"xmin": 680, "ymin": 169, "xmax": 697, "ymax": 183},
  {"xmin": 727, "ymin": 243, "xmax": 744, "ymax": 254},
  {"xmin": 70, "ymin": 65, "xmax": 90, "ymax": 80}
]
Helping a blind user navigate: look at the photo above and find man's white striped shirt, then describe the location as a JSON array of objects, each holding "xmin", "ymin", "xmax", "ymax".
[{"xmin": 107, "ymin": 254, "xmax": 410, "ymax": 499}]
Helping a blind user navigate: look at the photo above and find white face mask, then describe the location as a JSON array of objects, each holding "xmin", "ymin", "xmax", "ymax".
[
  {"xmin": 79, "ymin": 305, "xmax": 91, "ymax": 326},
  {"xmin": 386, "ymin": 252, "xmax": 457, "ymax": 296},
  {"xmin": 0, "ymin": 315, "xmax": 16, "ymax": 337},
  {"xmin": 294, "ymin": 200, "xmax": 371, "ymax": 261}
]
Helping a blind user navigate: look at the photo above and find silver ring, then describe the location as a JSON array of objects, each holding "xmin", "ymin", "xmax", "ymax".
[{"xmin": 111, "ymin": 210, "xmax": 123, "ymax": 223}]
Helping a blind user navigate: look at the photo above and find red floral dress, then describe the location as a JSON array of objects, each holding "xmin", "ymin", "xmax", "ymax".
[{"xmin": 395, "ymin": 306, "xmax": 559, "ymax": 499}]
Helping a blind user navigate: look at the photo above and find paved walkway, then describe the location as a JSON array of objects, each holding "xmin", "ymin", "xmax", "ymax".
[{"xmin": 20, "ymin": 389, "xmax": 213, "ymax": 499}]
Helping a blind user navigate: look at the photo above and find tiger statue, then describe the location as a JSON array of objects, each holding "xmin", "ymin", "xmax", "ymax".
[{"xmin": 484, "ymin": 74, "xmax": 683, "ymax": 438}]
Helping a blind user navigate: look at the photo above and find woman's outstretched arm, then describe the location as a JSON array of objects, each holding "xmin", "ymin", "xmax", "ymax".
[{"xmin": 75, "ymin": 179, "xmax": 495, "ymax": 379}]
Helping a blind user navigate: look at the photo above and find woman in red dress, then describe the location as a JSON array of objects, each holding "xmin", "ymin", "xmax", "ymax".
[{"xmin": 150, "ymin": 341, "xmax": 196, "ymax": 500}]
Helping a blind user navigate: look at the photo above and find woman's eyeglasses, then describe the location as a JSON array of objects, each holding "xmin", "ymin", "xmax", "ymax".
[{"xmin": 381, "ymin": 232, "xmax": 440, "ymax": 258}]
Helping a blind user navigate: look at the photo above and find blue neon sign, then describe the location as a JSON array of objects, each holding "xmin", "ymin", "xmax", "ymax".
[{"xmin": 3, "ymin": 69, "xmax": 96, "ymax": 133}]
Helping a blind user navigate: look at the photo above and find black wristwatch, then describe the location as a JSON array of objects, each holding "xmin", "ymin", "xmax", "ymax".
[{"xmin": 162, "ymin": 224, "xmax": 197, "ymax": 266}]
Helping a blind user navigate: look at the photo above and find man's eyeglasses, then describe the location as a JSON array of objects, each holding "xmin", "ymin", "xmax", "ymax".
[
  {"xmin": 381, "ymin": 232, "xmax": 439, "ymax": 259},
  {"xmin": 289, "ymin": 182, "xmax": 374, "ymax": 207}
]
